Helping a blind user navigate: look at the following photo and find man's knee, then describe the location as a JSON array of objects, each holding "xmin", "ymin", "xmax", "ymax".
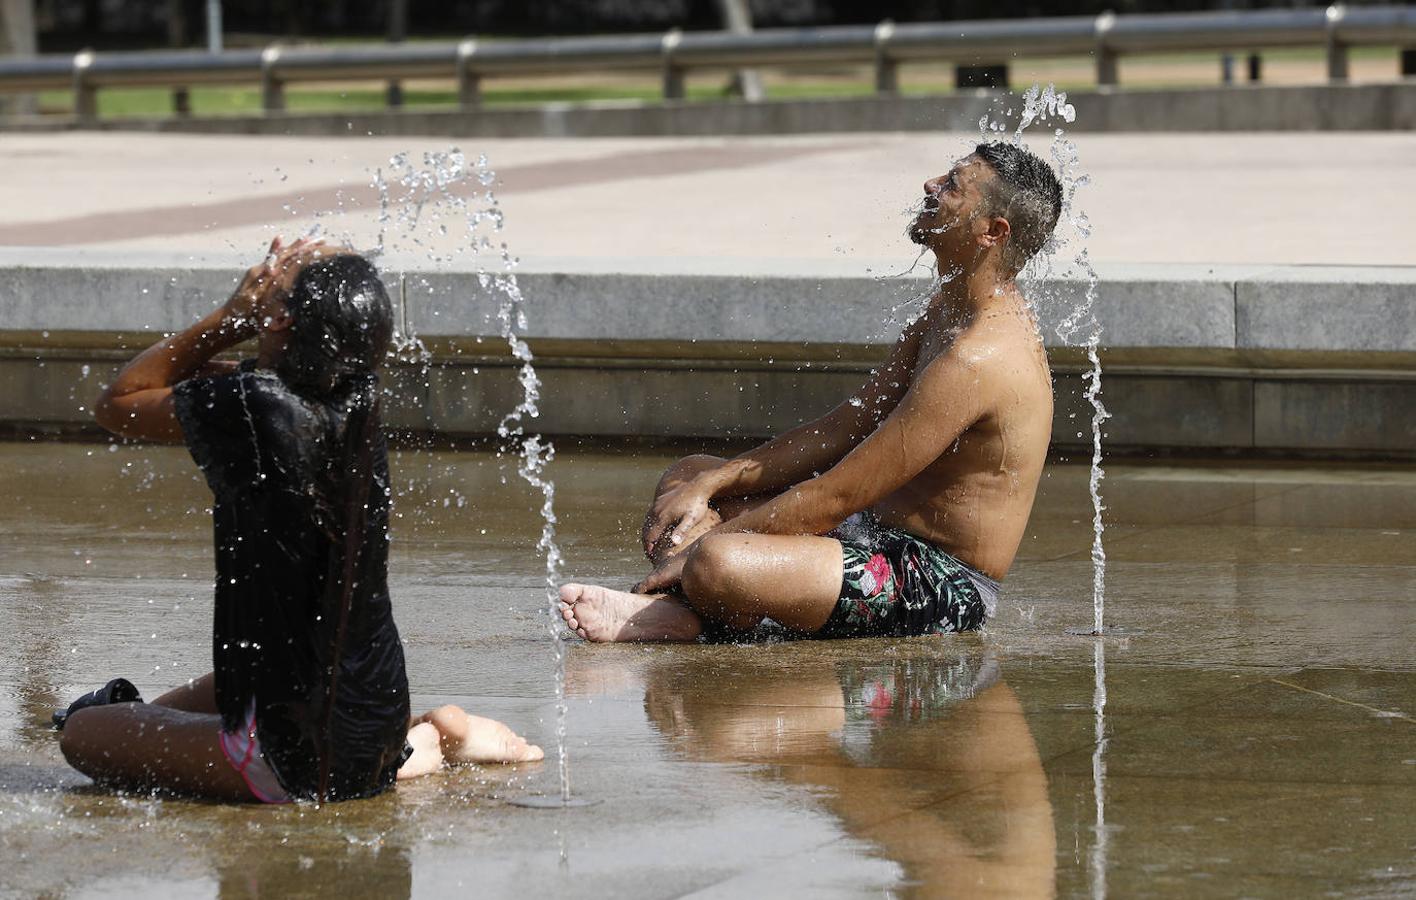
[
  {"xmin": 682, "ymin": 533, "xmax": 738, "ymax": 600},
  {"xmin": 664, "ymin": 454, "xmax": 725, "ymax": 485},
  {"xmin": 678, "ymin": 453, "xmax": 725, "ymax": 468}
]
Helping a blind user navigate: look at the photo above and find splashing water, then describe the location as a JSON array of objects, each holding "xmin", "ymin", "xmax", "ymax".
[
  {"xmin": 986, "ymin": 88, "xmax": 1113, "ymax": 895},
  {"xmin": 491, "ymin": 278, "xmax": 571, "ymax": 805},
  {"xmin": 368, "ymin": 150, "xmax": 572, "ymax": 802},
  {"xmin": 981, "ymin": 85, "xmax": 1110, "ymax": 636}
]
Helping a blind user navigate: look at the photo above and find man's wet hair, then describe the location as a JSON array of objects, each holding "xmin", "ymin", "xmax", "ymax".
[
  {"xmin": 972, "ymin": 142, "xmax": 1063, "ymax": 273},
  {"xmin": 277, "ymin": 253, "xmax": 394, "ymax": 398}
]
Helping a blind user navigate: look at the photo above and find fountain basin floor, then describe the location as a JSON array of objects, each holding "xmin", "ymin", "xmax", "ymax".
[{"xmin": 1, "ymin": 441, "xmax": 1413, "ymax": 898}]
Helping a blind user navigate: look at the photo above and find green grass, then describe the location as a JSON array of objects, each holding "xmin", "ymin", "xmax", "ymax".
[{"xmin": 36, "ymin": 81, "xmax": 894, "ymax": 118}]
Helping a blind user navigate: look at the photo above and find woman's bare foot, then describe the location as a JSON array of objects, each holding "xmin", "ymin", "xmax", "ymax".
[
  {"xmin": 558, "ymin": 583, "xmax": 703, "ymax": 643},
  {"xmin": 418, "ymin": 705, "xmax": 544, "ymax": 765},
  {"xmin": 447, "ymin": 715, "xmax": 543, "ymax": 765},
  {"xmin": 396, "ymin": 720, "xmax": 444, "ymax": 780}
]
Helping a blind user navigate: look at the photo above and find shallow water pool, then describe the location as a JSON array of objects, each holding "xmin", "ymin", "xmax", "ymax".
[{"xmin": 1, "ymin": 441, "xmax": 1413, "ymax": 898}]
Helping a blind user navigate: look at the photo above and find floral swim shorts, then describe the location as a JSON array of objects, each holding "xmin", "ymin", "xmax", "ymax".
[{"xmin": 818, "ymin": 515, "xmax": 996, "ymax": 638}]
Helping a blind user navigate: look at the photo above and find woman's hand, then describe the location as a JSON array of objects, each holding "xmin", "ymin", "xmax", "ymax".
[
  {"xmin": 93, "ymin": 237, "xmax": 330, "ymax": 443},
  {"xmin": 223, "ymin": 236, "xmax": 327, "ymax": 338}
]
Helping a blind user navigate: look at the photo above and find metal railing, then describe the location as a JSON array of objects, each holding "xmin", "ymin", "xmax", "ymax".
[{"xmin": 0, "ymin": 4, "xmax": 1412, "ymax": 123}]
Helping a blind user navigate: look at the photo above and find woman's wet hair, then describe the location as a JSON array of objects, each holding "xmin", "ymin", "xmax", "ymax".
[
  {"xmin": 972, "ymin": 142, "xmax": 1064, "ymax": 273},
  {"xmin": 277, "ymin": 253, "xmax": 394, "ymax": 398},
  {"xmin": 274, "ymin": 254, "xmax": 393, "ymax": 756}
]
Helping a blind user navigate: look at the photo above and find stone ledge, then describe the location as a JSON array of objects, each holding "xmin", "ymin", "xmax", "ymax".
[
  {"xmin": 1237, "ymin": 268, "xmax": 1416, "ymax": 354},
  {"xmin": 2, "ymin": 252, "xmax": 1412, "ymax": 363},
  {"xmin": 3, "ymin": 253, "xmax": 1412, "ymax": 454}
]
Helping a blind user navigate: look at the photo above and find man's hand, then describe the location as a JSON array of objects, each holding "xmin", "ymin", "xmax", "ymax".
[
  {"xmin": 634, "ymin": 552, "xmax": 688, "ymax": 595},
  {"xmin": 641, "ymin": 481, "xmax": 716, "ymax": 560}
]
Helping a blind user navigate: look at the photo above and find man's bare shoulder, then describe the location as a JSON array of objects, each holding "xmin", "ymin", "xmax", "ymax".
[
  {"xmin": 942, "ymin": 310, "xmax": 1042, "ymax": 369},
  {"xmin": 911, "ymin": 309, "xmax": 1049, "ymax": 413}
]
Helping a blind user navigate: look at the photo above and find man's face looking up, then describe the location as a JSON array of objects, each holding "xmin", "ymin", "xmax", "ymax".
[{"xmin": 909, "ymin": 155, "xmax": 998, "ymax": 259}]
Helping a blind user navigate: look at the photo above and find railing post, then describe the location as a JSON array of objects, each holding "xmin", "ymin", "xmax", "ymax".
[
  {"xmin": 873, "ymin": 20, "xmax": 898, "ymax": 95},
  {"xmin": 1325, "ymin": 5, "xmax": 1349, "ymax": 83},
  {"xmin": 456, "ymin": 38, "xmax": 481, "ymax": 110},
  {"xmin": 1403, "ymin": 49, "xmax": 1416, "ymax": 78},
  {"xmin": 1247, "ymin": 53, "xmax": 1262, "ymax": 83},
  {"xmin": 72, "ymin": 50, "xmax": 97, "ymax": 124},
  {"xmin": 260, "ymin": 45, "xmax": 285, "ymax": 113},
  {"xmin": 661, "ymin": 28, "xmax": 685, "ymax": 100},
  {"xmin": 1094, "ymin": 12, "xmax": 1118, "ymax": 87}
]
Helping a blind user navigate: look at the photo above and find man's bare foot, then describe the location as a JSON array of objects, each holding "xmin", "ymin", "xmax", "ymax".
[{"xmin": 559, "ymin": 583, "xmax": 703, "ymax": 643}]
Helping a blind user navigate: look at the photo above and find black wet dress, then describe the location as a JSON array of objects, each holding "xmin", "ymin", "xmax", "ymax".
[{"xmin": 173, "ymin": 362, "xmax": 410, "ymax": 801}]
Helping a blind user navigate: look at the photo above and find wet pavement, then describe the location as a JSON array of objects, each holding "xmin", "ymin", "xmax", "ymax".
[{"xmin": 1, "ymin": 440, "xmax": 1413, "ymax": 899}]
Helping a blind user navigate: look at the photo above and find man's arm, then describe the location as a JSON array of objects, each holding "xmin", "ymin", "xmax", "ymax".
[
  {"xmin": 638, "ymin": 346, "xmax": 992, "ymax": 591},
  {"xmin": 642, "ymin": 314, "xmax": 926, "ymax": 554}
]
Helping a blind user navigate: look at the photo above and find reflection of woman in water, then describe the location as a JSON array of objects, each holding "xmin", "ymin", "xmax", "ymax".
[
  {"xmin": 642, "ymin": 645, "xmax": 1056, "ymax": 897},
  {"xmin": 56, "ymin": 239, "xmax": 541, "ymax": 803}
]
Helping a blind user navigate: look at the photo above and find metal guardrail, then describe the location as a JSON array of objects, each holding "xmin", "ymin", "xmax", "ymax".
[{"xmin": 0, "ymin": 5, "xmax": 1413, "ymax": 122}]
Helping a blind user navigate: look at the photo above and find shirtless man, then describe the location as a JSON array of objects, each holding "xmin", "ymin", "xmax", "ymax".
[{"xmin": 559, "ymin": 141, "xmax": 1062, "ymax": 642}]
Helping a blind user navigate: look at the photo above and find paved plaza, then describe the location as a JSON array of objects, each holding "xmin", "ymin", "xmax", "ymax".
[{"xmin": 0, "ymin": 130, "xmax": 1412, "ymax": 267}]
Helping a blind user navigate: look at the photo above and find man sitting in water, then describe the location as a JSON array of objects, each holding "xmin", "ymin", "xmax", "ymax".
[
  {"xmin": 57, "ymin": 238, "xmax": 541, "ymax": 803},
  {"xmin": 560, "ymin": 141, "xmax": 1061, "ymax": 642}
]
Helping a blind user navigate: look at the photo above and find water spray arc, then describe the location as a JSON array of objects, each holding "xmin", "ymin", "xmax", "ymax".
[
  {"xmin": 369, "ymin": 150, "xmax": 575, "ymax": 804},
  {"xmin": 999, "ymin": 84, "xmax": 1111, "ymax": 636},
  {"xmin": 1003, "ymin": 87, "xmax": 1113, "ymax": 896}
]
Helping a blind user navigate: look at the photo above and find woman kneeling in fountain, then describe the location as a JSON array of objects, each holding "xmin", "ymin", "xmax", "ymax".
[{"xmin": 56, "ymin": 238, "xmax": 541, "ymax": 803}]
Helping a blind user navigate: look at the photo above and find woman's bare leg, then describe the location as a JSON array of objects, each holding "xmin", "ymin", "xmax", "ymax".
[
  {"xmin": 59, "ymin": 702, "xmax": 252, "ymax": 801},
  {"xmin": 152, "ymin": 672, "xmax": 217, "ymax": 713},
  {"xmin": 562, "ymin": 533, "xmax": 844, "ymax": 642}
]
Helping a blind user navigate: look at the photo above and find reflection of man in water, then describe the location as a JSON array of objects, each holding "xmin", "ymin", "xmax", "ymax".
[
  {"xmin": 640, "ymin": 648, "xmax": 1056, "ymax": 895},
  {"xmin": 561, "ymin": 142, "xmax": 1061, "ymax": 641}
]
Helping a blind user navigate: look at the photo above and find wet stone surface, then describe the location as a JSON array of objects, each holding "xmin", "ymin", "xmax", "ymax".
[{"xmin": 1, "ymin": 441, "xmax": 1413, "ymax": 899}]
